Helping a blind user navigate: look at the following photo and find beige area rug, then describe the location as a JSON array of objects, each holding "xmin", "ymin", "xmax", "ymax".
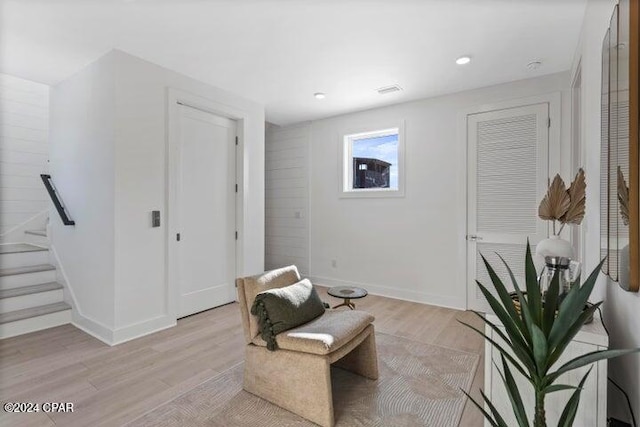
[{"xmin": 129, "ymin": 333, "xmax": 479, "ymax": 427}]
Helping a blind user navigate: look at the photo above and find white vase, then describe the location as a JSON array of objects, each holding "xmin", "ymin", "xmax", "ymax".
[{"xmin": 535, "ymin": 235, "xmax": 575, "ymax": 259}]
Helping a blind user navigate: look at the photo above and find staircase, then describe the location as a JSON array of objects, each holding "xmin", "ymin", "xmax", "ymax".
[{"xmin": 0, "ymin": 240, "xmax": 71, "ymax": 339}]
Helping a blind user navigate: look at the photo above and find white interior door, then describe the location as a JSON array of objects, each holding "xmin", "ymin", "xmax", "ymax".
[
  {"xmin": 467, "ymin": 104, "xmax": 549, "ymax": 312},
  {"xmin": 176, "ymin": 105, "xmax": 236, "ymax": 318}
]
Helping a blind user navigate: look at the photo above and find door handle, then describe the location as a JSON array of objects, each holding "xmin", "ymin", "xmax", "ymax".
[{"xmin": 466, "ymin": 235, "xmax": 483, "ymax": 241}]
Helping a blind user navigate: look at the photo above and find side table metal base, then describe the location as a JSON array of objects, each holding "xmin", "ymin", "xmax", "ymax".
[
  {"xmin": 332, "ymin": 299, "xmax": 356, "ymax": 310},
  {"xmin": 327, "ymin": 286, "xmax": 367, "ymax": 310}
]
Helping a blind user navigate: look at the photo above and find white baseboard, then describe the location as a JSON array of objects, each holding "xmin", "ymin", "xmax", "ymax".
[
  {"xmin": 50, "ymin": 244, "xmax": 116, "ymax": 345},
  {"xmin": 51, "ymin": 244, "xmax": 177, "ymax": 346},
  {"xmin": 73, "ymin": 311, "xmax": 176, "ymax": 346},
  {"xmin": 111, "ymin": 315, "xmax": 176, "ymax": 345},
  {"xmin": 308, "ymin": 275, "xmax": 465, "ymax": 310},
  {"xmin": 72, "ymin": 311, "xmax": 114, "ymax": 345},
  {"xmin": 73, "ymin": 312, "xmax": 176, "ymax": 346}
]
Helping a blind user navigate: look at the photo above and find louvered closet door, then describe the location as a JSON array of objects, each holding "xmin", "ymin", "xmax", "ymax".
[{"xmin": 467, "ymin": 104, "xmax": 549, "ymax": 312}]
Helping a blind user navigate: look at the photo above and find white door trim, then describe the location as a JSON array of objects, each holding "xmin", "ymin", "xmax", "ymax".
[
  {"xmin": 166, "ymin": 88, "xmax": 247, "ymax": 321},
  {"xmin": 457, "ymin": 92, "xmax": 562, "ymax": 310}
]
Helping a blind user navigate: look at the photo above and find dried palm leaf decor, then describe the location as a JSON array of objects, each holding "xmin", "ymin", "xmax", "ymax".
[
  {"xmin": 538, "ymin": 169, "xmax": 586, "ymax": 235},
  {"xmin": 618, "ymin": 166, "xmax": 630, "ymax": 226}
]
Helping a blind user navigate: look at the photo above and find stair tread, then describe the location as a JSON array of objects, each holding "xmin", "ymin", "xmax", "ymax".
[
  {"xmin": 0, "ymin": 282, "xmax": 63, "ymax": 299},
  {"xmin": 0, "ymin": 244, "xmax": 47, "ymax": 255},
  {"xmin": 0, "ymin": 302, "xmax": 70, "ymax": 324},
  {"xmin": 0, "ymin": 264, "xmax": 56, "ymax": 277},
  {"xmin": 24, "ymin": 229, "xmax": 47, "ymax": 237}
]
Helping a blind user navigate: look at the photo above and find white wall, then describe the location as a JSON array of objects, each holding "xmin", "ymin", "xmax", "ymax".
[
  {"xmin": 265, "ymin": 123, "xmax": 310, "ymax": 275},
  {"xmin": 50, "ymin": 50, "xmax": 265, "ymax": 344},
  {"xmin": 111, "ymin": 51, "xmax": 265, "ymax": 340},
  {"xmin": 49, "ymin": 53, "xmax": 117, "ymax": 332},
  {"xmin": 298, "ymin": 73, "xmax": 570, "ymax": 309},
  {"xmin": 0, "ymin": 73, "xmax": 49, "ymax": 238},
  {"xmin": 573, "ymin": 0, "xmax": 640, "ymax": 421}
]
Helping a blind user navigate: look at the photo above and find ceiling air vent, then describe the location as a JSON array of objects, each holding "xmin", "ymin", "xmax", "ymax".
[{"xmin": 376, "ymin": 85, "xmax": 402, "ymax": 95}]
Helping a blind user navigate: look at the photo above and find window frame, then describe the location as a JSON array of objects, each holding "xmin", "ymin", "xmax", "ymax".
[{"xmin": 339, "ymin": 120, "xmax": 405, "ymax": 198}]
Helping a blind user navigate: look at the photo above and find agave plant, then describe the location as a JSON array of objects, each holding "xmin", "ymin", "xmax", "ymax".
[{"xmin": 462, "ymin": 241, "xmax": 639, "ymax": 427}]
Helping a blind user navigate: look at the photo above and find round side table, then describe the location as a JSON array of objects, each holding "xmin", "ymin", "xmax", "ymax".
[{"xmin": 327, "ymin": 286, "xmax": 368, "ymax": 310}]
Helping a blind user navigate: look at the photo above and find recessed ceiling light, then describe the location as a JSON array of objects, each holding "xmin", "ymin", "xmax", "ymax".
[
  {"xmin": 527, "ymin": 61, "xmax": 542, "ymax": 70},
  {"xmin": 377, "ymin": 85, "xmax": 403, "ymax": 95},
  {"xmin": 314, "ymin": 92, "xmax": 326, "ymax": 99},
  {"xmin": 455, "ymin": 56, "xmax": 471, "ymax": 65}
]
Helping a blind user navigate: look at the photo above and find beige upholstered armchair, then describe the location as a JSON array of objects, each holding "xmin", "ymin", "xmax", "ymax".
[{"xmin": 236, "ymin": 265, "xmax": 378, "ymax": 427}]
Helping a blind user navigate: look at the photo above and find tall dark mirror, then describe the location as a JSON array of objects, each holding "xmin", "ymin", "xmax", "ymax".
[
  {"xmin": 608, "ymin": 5, "xmax": 619, "ymax": 281},
  {"xmin": 617, "ymin": 0, "xmax": 631, "ymax": 288},
  {"xmin": 601, "ymin": 29, "xmax": 610, "ymax": 276},
  {"xmin": 601, "ymin": 0, "xmax": 639, "ymax": 292}
]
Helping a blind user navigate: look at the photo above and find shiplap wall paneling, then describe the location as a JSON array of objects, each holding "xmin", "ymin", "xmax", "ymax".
[
  {"xmin": 265, "ymin": 124, "xmax": 309, "ymax": 275},
  {"xmin": 0, "ymin": 74, "xmax": 49, "ymax": 235}
]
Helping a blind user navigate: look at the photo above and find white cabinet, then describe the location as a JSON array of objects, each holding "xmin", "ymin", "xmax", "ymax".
[{"xmin": 484, "ymin": 313, "xmax": 609, "ymax": 426}]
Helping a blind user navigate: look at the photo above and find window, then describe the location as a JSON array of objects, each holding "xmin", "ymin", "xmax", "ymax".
[{"xmin": 341, "ymin": 125, "xmax": 404, "ymax": 197}]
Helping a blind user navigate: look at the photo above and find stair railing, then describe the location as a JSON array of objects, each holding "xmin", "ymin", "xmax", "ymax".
[{"xmin": 40, "ymin": 174, "xmax": 75, "ymax": 226}]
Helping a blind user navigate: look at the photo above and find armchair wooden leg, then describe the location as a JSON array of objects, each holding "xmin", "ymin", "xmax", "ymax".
[
  {"xmin": 333, "ymin": 330, "xmax": 379, "ymax": 380},
  {"xmin": 243, "ymin": 344, "xmax": 335, "ymax": 427}
]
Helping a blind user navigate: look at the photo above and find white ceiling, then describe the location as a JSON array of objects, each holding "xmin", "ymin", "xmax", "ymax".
[{"xmin": 0, "ymin": 0, "xmax": 587, "ymax": 125}]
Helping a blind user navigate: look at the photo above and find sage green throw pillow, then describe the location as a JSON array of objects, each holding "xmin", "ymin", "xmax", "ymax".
[{"xmin": 250, "ymin": 278, "xmax": 325, "ymax": 351}]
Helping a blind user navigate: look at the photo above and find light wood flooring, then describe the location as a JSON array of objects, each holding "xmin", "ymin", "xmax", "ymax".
[{"xmin": 0, "ymin": 287, "xmax": 485, "ymax": 427}]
